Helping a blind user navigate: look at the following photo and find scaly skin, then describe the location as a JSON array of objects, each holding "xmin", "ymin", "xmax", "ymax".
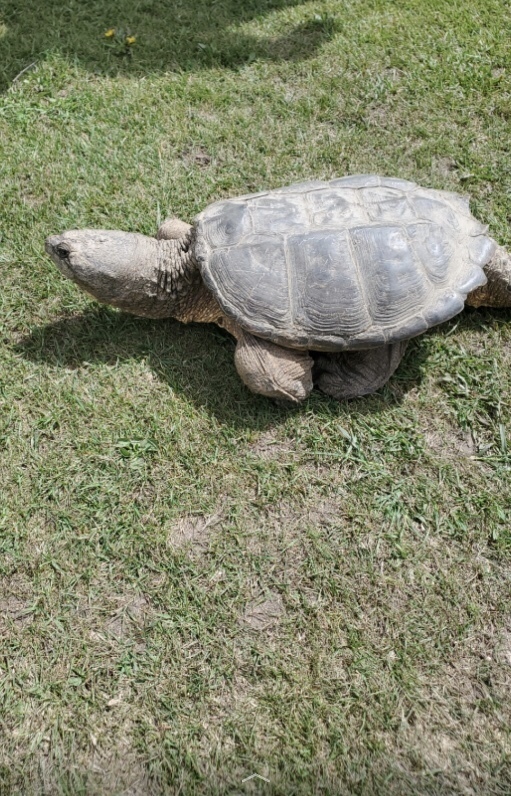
[{"xmin": 162, "ymin": 229, "xmax": 239, "ymax": 333}]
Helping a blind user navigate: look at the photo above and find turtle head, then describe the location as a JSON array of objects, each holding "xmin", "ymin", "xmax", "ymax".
[{"xmin": 45, "ymin": 228, "xmax": 177, "ymax": 318}]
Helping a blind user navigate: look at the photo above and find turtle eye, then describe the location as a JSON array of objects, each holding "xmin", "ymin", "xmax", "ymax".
[{"xmin": 55, "ymin": 244, "xmax": 70, "ymax": 259}]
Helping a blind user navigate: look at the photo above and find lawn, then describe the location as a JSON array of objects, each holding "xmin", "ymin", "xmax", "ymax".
[{"xmin": 1, "ymin": 0, "xmax": 511, "ymax": 793}]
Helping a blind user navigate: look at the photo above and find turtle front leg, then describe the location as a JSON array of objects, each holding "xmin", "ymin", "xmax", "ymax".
[
  {"xmin": 466, "ymin": 244, "xmax": 511, "ymax": 308},
  {"xmin": 157, "ymin": 218, "xmax": 193, "ymax": 240},
  {"xmin": 234, "ymin": 329, "xmax": 313, "ymax": 402},
  {"xmin": 313, "ymin": 342, "xmax": 408, "ymax": 400}
]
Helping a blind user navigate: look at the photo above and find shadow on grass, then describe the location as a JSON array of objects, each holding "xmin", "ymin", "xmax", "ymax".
[
  {"xmin": 0, "ymin": 0, "xmax": 337, "ymax": 91},
  {"xmin": 16, "ymin": 306, "xmax": 434, "ymax": 429}
]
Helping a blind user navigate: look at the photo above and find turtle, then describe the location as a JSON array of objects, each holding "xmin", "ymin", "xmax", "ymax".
[{"xmin": 45, "ymin": 175, "xmax": 511, "ymax": 402}]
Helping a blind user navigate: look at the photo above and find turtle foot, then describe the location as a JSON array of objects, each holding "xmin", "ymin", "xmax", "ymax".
[
  {"xmin": 313, "ymin": 342, "xmax": 407, "ymax": 400},
  {"xmin": 234, "ymin": 330, "xmax": 313, "ymax": 402}
]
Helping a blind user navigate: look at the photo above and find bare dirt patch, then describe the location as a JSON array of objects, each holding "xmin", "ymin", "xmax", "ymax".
[
  {"xmin": 366, "ymin": 105, "xmax": 390, "ymax": 128},
  {"xmin": 241, "ymin": 594, "xmax": 285, "ymax": 630},
  {"xmin": 181, "ymin": 145, "xmax": 212, "ymax": 168},
  {"xmin": 307, "ymin": 499, "xmax": 343, "ymax": 529},
  {"xmin": 431, "ymin": 155, "xmax": 458, "ymax": 179},
  {"xmin": 0, "ymin": 574, "xmax": 36, "ymax": 629},
  {"xmin": 0, "ymin": 596, "xmax": 34, "ymax": 628},
  {"xmin": 167, "ymin": 512, "xmax": 222, "ymax": 551},
  {"xmin": 424, "ymin": 423, "xmax": 477, "ymax": 459},
  {"xmin": 104, "ymin": 593, "xmax": 151, "ymax": 641},
  {"xmin": 248, "ymin": 429, "xmax": 301, "ymax": 462},
  {"xmin": 76, "ymin": 588, "xmax": 152, "ymax": 645}
]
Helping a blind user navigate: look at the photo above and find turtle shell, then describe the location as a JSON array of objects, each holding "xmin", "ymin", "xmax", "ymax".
[{"xmin": 194, "ymin": 175, "xmax": 495, "ymax": 351}]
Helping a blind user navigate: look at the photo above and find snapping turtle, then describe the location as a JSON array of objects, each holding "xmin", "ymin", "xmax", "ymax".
[{"xmin": 45, "ymin": 175, "xmax": 511, "ymax": 402}]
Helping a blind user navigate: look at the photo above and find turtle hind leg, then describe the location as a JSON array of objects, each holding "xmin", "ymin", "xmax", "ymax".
[
  {"xmin": 466, "ymin": 244, "xmax": 511, "ymax": 308},
  {"xmin": 234, "ymin": 330, "xmax": 313, "ymax": 402},
  {"xmin": 313, "ymin": 342, "xmax": 408, "ymax": 401}
]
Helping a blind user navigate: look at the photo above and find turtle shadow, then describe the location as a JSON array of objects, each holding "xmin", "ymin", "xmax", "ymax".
[
  {"xmin": 15, "ymin": 306, "xmax": 435, "ymax": 430},
  {"xmin": 0, "ymin": 0, "xmax": 338, "ymax": 92}
]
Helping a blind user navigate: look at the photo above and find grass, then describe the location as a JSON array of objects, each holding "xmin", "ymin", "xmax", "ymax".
[{"xmin": 1, "ymin": 0, "xmax": 511, "ymax": 792}]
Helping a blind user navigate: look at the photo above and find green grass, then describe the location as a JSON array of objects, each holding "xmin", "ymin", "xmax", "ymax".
[{"xmin": 1, "ymin": 0, "xmax": 511, "ymax": 793}]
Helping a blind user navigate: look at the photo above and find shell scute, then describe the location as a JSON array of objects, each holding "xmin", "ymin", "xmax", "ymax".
[
  {"xmin": 443, "ymin": 191, "xmax": 472, "ymax": 217},
  {"xmin": 423, "ymin": 291, "xmax": 465, "ymax": 327},
  {"xmin": 407, "ymin": 223, "xmax": 453, "ymax": 283},
  {"xmin": 307, "ymin": 188, "xmax": 366, "ymax": 226},
  {"xmin": 208, "ymin": 236, "xmax": 290, "ymax": 331},
  {"xmin": 379, "ymin": 315, "xmax": 430, "ymax": 345},
  {"xmin": 379, "ymin": 177, "xmax": 417, "ymax": 191},
  {"xmin": 349, "ymin": 225, "xmax": 428, "ymax": 327},
  {"xmin": 201, "ymin": 200, "xmax": 252, "ymax": 248},
  {"xmin": 288, "ymin": 230, "xmax": 371, "ymax": 338},
  {"xmin": 468, "ymin": 235, "xmax": 496, "ymax": 266},
  {"xmin": 251, "ymin": 195, "xmax": 309, "ymax": 234},
  {"xmin": 457, "ymin": 263, "xmax": 488, "ymax": 294},
  {"xmin": 411, "ymin": 196, "xmax": 461, "ymax": 231},
  {"xmin": 362, "ymin": 186, "xmax": 405, "ymax": 204},
  {"xmin": 363, "ymin": 188, "xmax": 417, "ymax": 223}
]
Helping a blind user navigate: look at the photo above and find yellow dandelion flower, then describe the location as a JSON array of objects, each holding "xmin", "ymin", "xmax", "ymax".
[
  {"xmin": 125, "ymin": 35, "xmax": 136, "ymax": 45},
  {"xmin": 104, "ymin": 28, "xmax": 116, "ymax": 38}
]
